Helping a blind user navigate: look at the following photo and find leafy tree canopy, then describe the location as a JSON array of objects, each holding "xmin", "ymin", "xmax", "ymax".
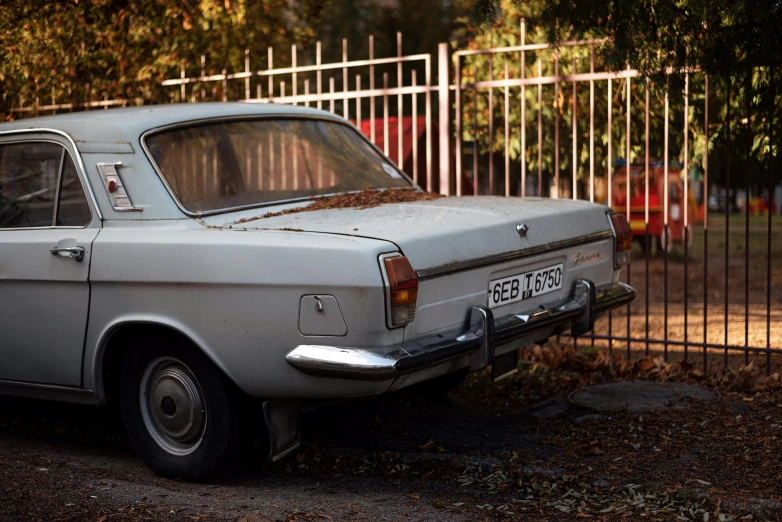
[{"xmin": 0, "ymin": 0, "xmax": 326, "ymax": 113}]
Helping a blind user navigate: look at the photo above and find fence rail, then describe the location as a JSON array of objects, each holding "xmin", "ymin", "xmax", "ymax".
[{"xmin": 10, "ymin": 27, "xmax": 780, "ymax": 372}]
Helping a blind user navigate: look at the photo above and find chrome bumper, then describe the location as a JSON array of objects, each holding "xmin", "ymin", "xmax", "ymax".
[{"xmin": 285, "ymin": 280, "xmax": 635, "ymax": 381}]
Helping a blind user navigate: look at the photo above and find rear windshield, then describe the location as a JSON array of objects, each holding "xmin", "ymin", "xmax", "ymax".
[{"xmin": 144, "ymin": 118, "xmax": 412, "ymax": 214}]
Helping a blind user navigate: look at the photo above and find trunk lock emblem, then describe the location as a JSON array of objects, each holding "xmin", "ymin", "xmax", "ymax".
[{"xmin": 516, "ymin": 223, "xmax": 529, "ymax": 237}]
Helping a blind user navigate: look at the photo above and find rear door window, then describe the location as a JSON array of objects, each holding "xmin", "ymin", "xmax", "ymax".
[{"xmin": 0, "ymin": 141, "xmax": 91, "ymax": 228}]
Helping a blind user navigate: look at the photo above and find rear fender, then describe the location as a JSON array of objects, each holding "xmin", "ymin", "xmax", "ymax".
[{"xmin": 87, "ymin": 314, "xmax": 232, "ymax": 402}]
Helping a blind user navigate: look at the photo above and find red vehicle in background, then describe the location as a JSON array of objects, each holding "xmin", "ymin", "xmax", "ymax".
[{"xmin": 612, "ymin": 160, "xmax": 697, "ymax": 253}]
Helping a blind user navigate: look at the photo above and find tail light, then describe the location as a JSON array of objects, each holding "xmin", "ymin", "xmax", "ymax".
[
  {"xmin": 609, "ymin": 212, "xmax": 633, "ymax": 268},
  {"xmin": 384, "ymin": 256, "xmax": 418, "ymax": 327}
]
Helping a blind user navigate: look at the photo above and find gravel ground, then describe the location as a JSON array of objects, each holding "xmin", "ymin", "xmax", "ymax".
[{"xmin": 1, "ymin": 353, "xmax": 781, "ymax": 521}]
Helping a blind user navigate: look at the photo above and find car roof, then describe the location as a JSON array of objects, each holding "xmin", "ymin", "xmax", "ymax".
[{"xmin": 0, "ymin": 103, "xmax": 345, "ymax": 152}]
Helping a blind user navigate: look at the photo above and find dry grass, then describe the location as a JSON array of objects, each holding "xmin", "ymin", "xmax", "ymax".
[{"xmin": 586, "ymin": 213, "xmax": 782, "ymax": 373}]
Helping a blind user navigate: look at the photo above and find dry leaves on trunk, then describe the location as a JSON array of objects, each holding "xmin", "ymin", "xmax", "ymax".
[{"xmin": 238, "ymin": 189, "xmax": 441, "ymax": 222}]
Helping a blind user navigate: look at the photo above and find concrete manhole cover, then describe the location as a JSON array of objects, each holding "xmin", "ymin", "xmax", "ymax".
[{"xmin": 569, "ymin": 381, "xmax": 718, "ymax": 412}]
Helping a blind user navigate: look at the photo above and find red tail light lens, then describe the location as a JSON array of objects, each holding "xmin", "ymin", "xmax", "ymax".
[
  {"xmin": 610, "ymin": 213, "xmax": 633, "ymax": 268},
  {"xmin": 384, "ymin": 256, "xmax": 418, "ymax": 327}
]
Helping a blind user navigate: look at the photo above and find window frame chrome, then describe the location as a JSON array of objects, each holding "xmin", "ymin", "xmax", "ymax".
[
  {"xmin": 139, "ymin": 113, "xmax": 417, "ymax": 218},
  {"xmin": 0, "ymin": 133, "xmax": 98, "ymax": 231}
]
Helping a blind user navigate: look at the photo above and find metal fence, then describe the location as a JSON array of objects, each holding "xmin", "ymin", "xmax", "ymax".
[{"xmin": 14, "ymin": 26, "xmax": 780, "ymax": 372}]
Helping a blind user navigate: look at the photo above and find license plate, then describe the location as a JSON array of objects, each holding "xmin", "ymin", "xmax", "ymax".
[{"xmin": 488, "ymin": 263, "xmax": 564, "ymax": 309}]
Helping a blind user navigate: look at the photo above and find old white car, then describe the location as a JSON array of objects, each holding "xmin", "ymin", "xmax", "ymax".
[{"xmin": 0, "ymin": 103, "xmax": 634, "ymax": 480}]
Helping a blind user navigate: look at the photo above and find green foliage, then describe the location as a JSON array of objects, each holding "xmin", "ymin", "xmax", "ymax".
[
  {"xmin": 457, "ymin": 0, "xmax": 780, "ymax": 194},
  {"xmin": 0, "ymin": 0, "xmax": 325, "ymax": 114}
]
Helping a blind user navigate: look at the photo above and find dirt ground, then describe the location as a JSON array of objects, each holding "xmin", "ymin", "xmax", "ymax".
[{"xmin": 2, "ymin": 352, "xmax": 781, "ymax": 522}]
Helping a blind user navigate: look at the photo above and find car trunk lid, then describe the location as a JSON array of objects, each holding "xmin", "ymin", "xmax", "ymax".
[{"xmin": 208, "ymin": 196, "xmax": 613, "ymax": 274}]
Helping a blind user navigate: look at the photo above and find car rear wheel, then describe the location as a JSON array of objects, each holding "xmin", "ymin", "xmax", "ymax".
[{"xmin": 119, "ymin": 342, "xmax": 245, "ymax": 481}]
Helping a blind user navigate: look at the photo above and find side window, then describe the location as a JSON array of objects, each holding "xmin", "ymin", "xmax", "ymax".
[
  {"xmin": 56, "ymin": 154, "xmax": 91, "ymax": 226},
  {"xmin": 0, "ymin": 141, "xmax": 91, "ymax": 229},
  {"xmin": 0, "ymin": 142, "xmax": 60, "ymax": 228}
]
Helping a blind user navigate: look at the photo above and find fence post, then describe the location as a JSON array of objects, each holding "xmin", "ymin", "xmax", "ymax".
[{"xmin": 438, "ymin": 43, "xmax": 450, "ymax": 196}]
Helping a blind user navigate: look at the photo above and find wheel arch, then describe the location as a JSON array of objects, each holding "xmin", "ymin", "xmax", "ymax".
[{"xmin": 92, "ymin": 317, "xmax": 235, "ymax": 403}]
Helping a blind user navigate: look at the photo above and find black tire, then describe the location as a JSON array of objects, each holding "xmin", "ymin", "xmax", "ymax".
[
  {"xmin": 119, "ymin": 341, "xmax": 245, "ymax": 481},
  {"xmin": 411, "ymin": 368, "xmax": 469, "ymax": 398}
]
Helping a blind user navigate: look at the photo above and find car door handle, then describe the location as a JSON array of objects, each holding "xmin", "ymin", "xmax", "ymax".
[{"xmin": 50, "ymin": 246, "xmax": 85, "ymax": 262}]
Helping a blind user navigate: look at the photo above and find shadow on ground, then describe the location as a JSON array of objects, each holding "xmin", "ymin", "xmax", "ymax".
[{"xmin": 1, "ymin": 368, "xmax": 780, "ymax": 521}]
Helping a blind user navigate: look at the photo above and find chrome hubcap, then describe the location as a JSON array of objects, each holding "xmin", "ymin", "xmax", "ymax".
[{"xmin": 140, "ymin": 357, "xmax": 206, "ymax": 456}]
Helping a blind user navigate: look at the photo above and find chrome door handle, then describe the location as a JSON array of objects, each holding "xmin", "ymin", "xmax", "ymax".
[{"xmin": 50, "ymin": 246, "xmax": 85, "ymax": 262}]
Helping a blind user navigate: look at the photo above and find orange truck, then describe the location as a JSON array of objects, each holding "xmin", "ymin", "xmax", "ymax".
[{"xmin": 611, "ymin": 161, "xmax": 697, "ymax": 253}]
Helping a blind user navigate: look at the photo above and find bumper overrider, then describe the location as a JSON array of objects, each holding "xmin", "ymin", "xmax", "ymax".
[{"xmin": 286, "ymin": 280, "xmax": 636, "ymax": 381}]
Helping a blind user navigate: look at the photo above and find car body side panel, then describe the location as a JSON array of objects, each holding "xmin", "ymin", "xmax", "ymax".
[{"xmin": 83, "ymin": 222, "xmax": 403, "ymax": 400}]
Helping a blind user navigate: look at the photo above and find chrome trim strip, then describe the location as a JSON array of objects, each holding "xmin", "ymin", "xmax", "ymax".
[
  {"xmin": 416, "ymin": 230, "xmax": 615, "ymax": 280},
  {"xmin": 96, "ymin": 161, "xmax": 143, "ymax": 212},
  {"xmin": 0, "ymin": 128, "xmax": 103, "ymax": 221},
  {"xmin": 0, "ymin": 379, "xmax": 100, "ymax": 405},
  {"xmin": 138, "ymin": 114, "xmax": 416, "ymax": 218},
  {"xmin": 285, "ymin": 281, "xmax": 636, "ymax": 381}
]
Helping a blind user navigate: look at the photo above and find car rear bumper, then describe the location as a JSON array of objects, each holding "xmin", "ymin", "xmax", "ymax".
[{"xmin": 285, "ymin": 280, "xmax": 635, "ymax": 381}]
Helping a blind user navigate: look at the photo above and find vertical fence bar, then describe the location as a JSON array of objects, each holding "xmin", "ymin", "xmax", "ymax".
[
  {"xmin": 572, "ymin": 59, "xmax": 578, "ymax": 201},
  {"xmin": 412, "ymin": 70, "xmax": 419, "ymax": 185},
  {"xmin": 488, "ymin": 52, "xmax": 495, "ymax": 195},
  {"xmin": 663, "ymin": 86, "xmax": 669, "ymax": 361},
  {"xmin": 425, "ymin": 55, "xmax": 433, "ymax": 192},
  {"xmin": 257, "ymin": 83, "xmax": 262, "ymax": 101},
  {"xmin": 645, "ymin": 79, "xmax": 650, "ymax": 355},
  {"xmin": 201, "ymin": 55, "xmax": 206, "ymax": 100},
  {"xmin": 397, "ymin": 33, "xmax": 403, "ymax": 167},
  {"xmin": 316, "ymin": 41, "xmax": 322, "ymax": 110},
  {"xmin": 589, "ymin": 45, "xmax": 595, "ymax": 202},
  {"xmin": 222, "ymin": 68, "xmax": 227, "ymax": 102},
  {"xmin": 607, "ymin": 77, "xmax": 613, "ymax": 352},
  {"xmin": 356, "ymin": 74, "xmax": 364, "ymax": 142},
  {"xmin": 554, "ymin": 49, "xmax": 559, "ymax": 198},
  {"xmin": 520, "ymin": 20, "xmax": 526, "ymax": 198},
  {"xmin": 537, "ymin": 59, "xmax": 543, "ymax": 197},
  {"xmin": 180, "ymin": 60, "xmax": 186, "ymax": 102},
  {"xmin": 703, "ymin": 75, "xmax": 710, "ymax": 372},
  {"xmin": 473, "ymin": 66, "xmax": 479, "ymax": 195},
  {"xmin": 370, "ymin": 36, "xmax": 376, "ymax": 144},
  {"xmin": 268, "ymin": 47, "xmax": 274, "ymax": 102},
  {"xmin": 356, "ymin": 75, "xmax": 362, "ymax": 130},
  {"xmin": 626, "ymin": 68, "xmax": 632, "ymax": 357},
  {"xmin": 329, "ymin": 77, "xmax": 335, "ymax": 113},
  {"xmin": 767, "ymin": 68, "xmax": 775, "ymax": 375},
  {"xmin": 281, "ymin": 82, "xmax": 287, "ymax": 188},
  {"xmin": 245, "ymin": 49, "xmax": 250, "ymax": 100},
  {"xmin": 269, "ymin": 120, "xmax": 275, "ymax": 190},
  {"xmin": 725, "ymin": 76, "xmax": 731, "ymax": 368},
  {"xmin": 744, "ymin": 72, "xmax": 751, "ymax": 364},
  {"xmin": 438, "ymin": 43, "xmax": 451, "ymax": 196},
  {"xmin": 292, "ymin": 45, "xmax": 298, "ymax": 106},
  {"xmin": 304, "ymin": 80, "xmax": 310, "ymax": 107},
  {"xmin": 343, "ymin": 39, "xmax": 349, "ymax": 119},
  {"xmin": 683, "ymin": 72, "xmax": 689, "ymax": 361},
  {"xmin": 505, "ymin": 63, "xmax": 510, "ymax": 197},
  {"xmin": 455, "ymin": 55, "xmax": 463, "ymax": 196},
  {"xmin": 384, "ymin": 73, "xmax": 390, "ymax": 156},
  {"xmin": 256, "ymin": 132, "xmax": 262, "ymax": 191}
]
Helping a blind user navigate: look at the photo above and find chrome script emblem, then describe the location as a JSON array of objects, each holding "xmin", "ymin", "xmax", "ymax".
[
  {"xmin": 516, "ymin": 223, "xmax": 529, "ymax": 237},
  {"xmin": 573, "ymin": 251, "xmax": 601, "ymax": 265}
]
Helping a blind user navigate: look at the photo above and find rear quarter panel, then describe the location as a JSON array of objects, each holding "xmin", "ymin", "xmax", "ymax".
[{"xmin": 84, "ymin": 221, "xmax": 402, "ymax": 399}]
